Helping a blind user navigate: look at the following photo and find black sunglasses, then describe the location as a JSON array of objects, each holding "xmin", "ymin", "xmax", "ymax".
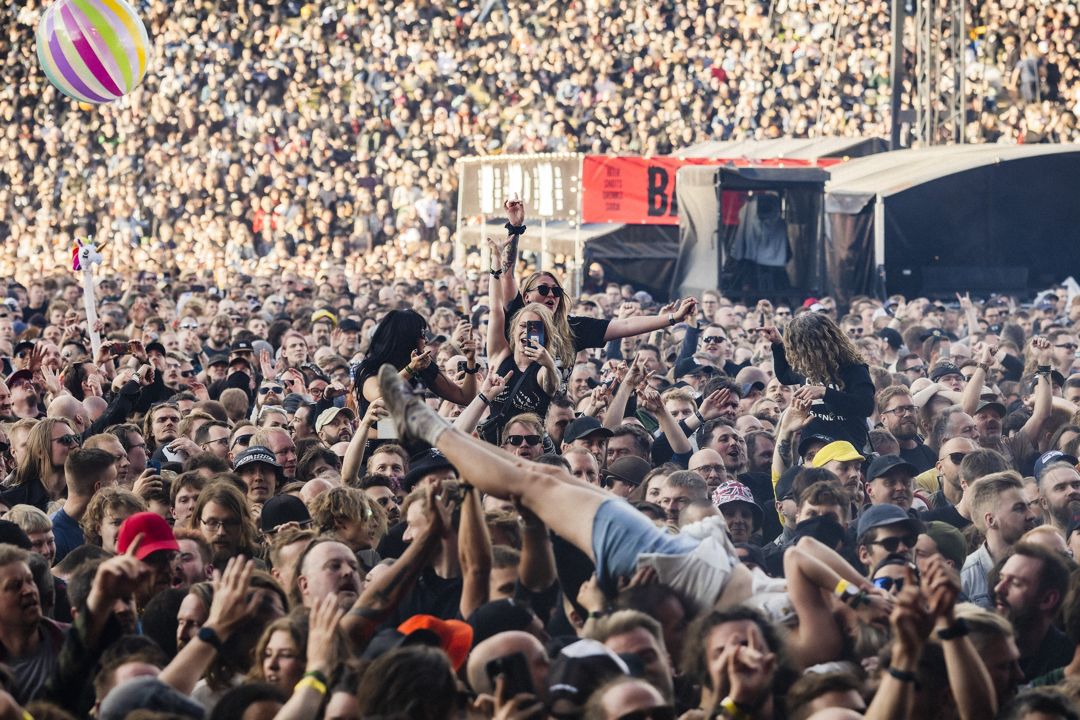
[
  {"xmin": 232, "ymin": 434, "xmax": 254, "ymax": 448},
  {"xmin": 874, "ymin": 576, "xmax": 906, "ymax": 593},
  {"xmin": 617, "ymin": 708, "xmax": 676, "ymax": 720},
  {"xmin": 180, "ymin": 370, "xmax": 195, "ymax": 378},
  {"xmin": 53, "ymin": 434, "xmax": 81, "ymax": 448},
  {"xmin": 259, "ymin": 385, "xmax": 284, "ymax": 395},
  {"xmin": 870, "ymin": 535, "xmax": 917, "ymax": 553},
  {"xmin": 505, "ymin": 434, "xmax": 541, "ymax": 447},
  {"xmin": 702, "ymin": 335, "xmax": 727, "ymax": 344},
  {"xmin": 946, "ymin": 452, "xmax": 969, "ymax": 465},
  {"xmin": 531, "ymin": 283, "xmax": 563, "ymax": 298}
]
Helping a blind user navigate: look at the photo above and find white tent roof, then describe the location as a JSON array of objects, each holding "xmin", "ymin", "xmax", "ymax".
[{"xmin": 674, "ymin": 136, "xmax": 884, "ymax": 160}]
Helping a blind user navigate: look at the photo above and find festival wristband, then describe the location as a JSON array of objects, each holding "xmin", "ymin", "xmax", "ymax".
[{"xmin": 295, "ymin": 676, "xmax": 327, "ymax": 695}]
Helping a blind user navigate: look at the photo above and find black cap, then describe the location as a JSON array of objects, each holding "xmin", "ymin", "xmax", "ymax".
[
  {"xmin": 797, "ymin": 433, "xmax": 833, "ymax": 458},
  {"xmin": 338, "ymin": 318, "xmax": 361, "ymax": 333},
  {"xmin": 259, "ymin": 494, "xmax": 311, "ymax": 533},
  {"xmin": 12, "ymin": 340, "xmax": 34, "ymax": 356},
  {"xmin": 230, "ymin": 339, "xmax": 254, "ymax": 354},
  {"xmin": 233, "ymin": 445, "xmax": 283, "ymax": 476},
  {"xmin": 866, "ymin": 454, "xmax": 917, "ymax": 482},
  {"xmin": 563, "ymin": 417, "xmax": 614, "ymax": 445},
  {"xmin": 774, "ymin": 465, "xmax": 800, "ymax": 502},
  {"xmin": 467, "ymin": 599, "xmax": 536, "ymax": 647},
  {"xmin": 145, "ymin": 341, "xmax": 167, "ymax": 356},
  {"xmin": 206, "ymin": 353, "xmax": 228, "ymax": 367},
  {"xmin": 876, "ymin": 328, "xmax": 903, "ymax": 350},
  {"xmin": 929, "ymin": 362, "xmax": 963, "ymax": 382},
  {"xmin": 674, "ymin": 358, "xmax": 717, "ymax": 378},
  {"xmin": 403, "ymin": 449, "xmax": 456, "ymax": 492},
  {"xmin": 602, "ymin": 456, "xmax": 651, "ymax": 488},
  {"xmin": 974, "ymin": 399, "xmax": 1007, "ymax": 418}
]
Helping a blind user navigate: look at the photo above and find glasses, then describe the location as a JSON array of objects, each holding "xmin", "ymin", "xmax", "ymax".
[
  {"xmin": 616, "ymin": 707, "xmax": 676, "ymax": 720},
  {"xmin": 946, "ymin": 452, "xmax": 969, "ymax": 465},
  {"xmin": 200, "ymin": 517, "xmax": 240, "ymax": 531},
  {"xmin": 869, "ymin": 535, "xmax": 917, "ymax": 553},
  {"xmin": 1055, "ymin": 343, "xmax": 1079, "ymax": 351},
  {"xmin": 203, "ymin": 437, "xmax": 229, "ymax": 449},
  {"xmin": 702, "ymin": 335, "xmax": 727, "ymax": 344},
  {"xmin": 881, "ymin": 405, "xmax": 917, "ymax": 417},
  {"xmin": 179, "ymin": 321, "xmax": 199, "ymax": 330},
  {"xmin": 180, "ymin": 370, "xmax": 195, "ymax": 378},
  {"xmin": 232, "ymin": 434, "xmax": 254, "ymax": 448},
  {"xmin": 903, "ymin": 365, "xmax": 927, "ymax": 374},
  {"xmin": 53, "ymin": 434, "xmax": 81, "ymax": 447},
  {"xmin": 847, "ymin": 327, "xmax": 864, "ymax": 336},
  {"xmin": 530, "ymin": 283, "xmax": 563, "ymax": 298},
  {"xmin": 873, "ymin": 576, "xmax": 906, "ymax": 593},
  {"xmin": 505, "ymin": 434, "xmax": 542, "ymax": 447},
  {"xmin": 259, "ymin": 386, "xmax": 284, "ymax": 395}
]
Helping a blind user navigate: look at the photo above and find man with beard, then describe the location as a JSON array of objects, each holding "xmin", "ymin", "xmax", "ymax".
[
  {"xmin": 963, "ymin": 471, "xmax": 1040, "ymax": 608},
  {"xmin": 1035, "ymin": 451, "xmax": 1080, "ymax": 537},
  {"xmin": 295, "ymin": 538, "xmax": 362, "ymax": 612},
  {"xmin": 315, "ymin": 407, "xmax": 354, "ymax": 446},
  {"xmin": 191, "ymin": 482, "xmax": 259, "ymax": 570},
  {"xmin": 920, "ymin": 437, "xmax": 981, "ymax": 529},
  {"xmin": 8, "ymin": 372, "xmax": 41, "ymax": 420},
  {"xmin": 699, "ymin": 419, "xmax": 747, "ymax": 476},
  {"xmin": 993, "ymin": 543, "xmax": 1073, "ymax": 679},
  {"xmin": 877, "ymin": 386, "xmax": 936, "ymax": 472},
  {"xmin": 864, "ymin": 455, "xmax": 917, "ymax": 512}
]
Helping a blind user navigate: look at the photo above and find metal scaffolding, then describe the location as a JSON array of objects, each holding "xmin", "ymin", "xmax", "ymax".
[{"xmin": 914, "ymin": 0, "xmax": 967, "ymax": 145}]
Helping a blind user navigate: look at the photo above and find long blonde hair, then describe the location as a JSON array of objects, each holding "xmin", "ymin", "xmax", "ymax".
[
  {"xmin": 508, "ymin": 302, "xmax": 574, "ymax": 369},
  {"xmin": 520, "ymin": 272, "xmax": 574, "ymax": 356},
  {"xmin": 783, "ymin": 312, "xmax": 866, "ymax": 389}
]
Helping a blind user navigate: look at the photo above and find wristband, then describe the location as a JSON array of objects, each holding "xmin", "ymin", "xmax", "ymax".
[
  {"xmin": 833, "ymin": 578, "xmax": 851, "ymax": 597},
  {"xmin": 304, "ymin": 669, "xmax": 329, "ymax": 686},
  {"xmin": 976, "ymin": 362, "xmax": 990, "ymax": 372},
  {"xmin": 693, "ymin": 409, "xmax": 705, "ymax": 425},
  {"xmin": 197, "ymin": 626, "xmax": 224, "ymax": 652},
  {"xmin": 936, "ymin": 618, "xmax": 970, "ymax": 640},
  {"xmin": 464, "ymin": 364, "xmax": 481, "ymax": 375},
  {"xmin": 404, "ymin": 365, "xmax": 416, "ymax": 376},
  {"xmin": 295, "ymin": 676, "xmax": 328, "ymax": 695},
  {"xmin": 668, "ymin": 313, "xmax": 676, "ymax": 326},
  {"xmin": 504, "ymin": 222, "xmax": 527, "ymax": 236},
  {"xmin": 887, "ymin": 667, "xmax": 918, "ymax": 684},
  {"xmin": 719, "ymin": 696, "xmax": 753, "ymax": 720},
  {"xmin": 489, "ymin": 268, "xmax": 502, "ymax": 278},
  {"xmin": 478, "ymin": 393, "xmax": 491, "ymax": 406}
]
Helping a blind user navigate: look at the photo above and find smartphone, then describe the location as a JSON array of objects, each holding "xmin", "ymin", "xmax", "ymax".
[
  {"xmin": 525, "ymin": 320, "xmax": 545, "ymax": 348},
  {"xmin": 377, "ymin": 417, "xmax": 398, "ymax": 440},
  {"xmin": 486, "ymin": 652, "xmax": 533, "ymax": 698},
  {"xmin": 758, "ymin": 311, "xmax": 765, "ymax": 327},
  {"xmin": 457, "ymin": 360, "xmax": 468, "ymax": 374},
  {"xmin": 110, "ymin": 342, "xmax": 127, "ymax": 357}
]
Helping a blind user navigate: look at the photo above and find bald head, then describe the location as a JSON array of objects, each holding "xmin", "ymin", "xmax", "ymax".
[
  {"xmin": 48, "ymin": 395, "xmax": 90, "ymax": 433},
  {"xmin": 688, "ymin": 448, "xmax": 726, "ymax": 487},
  {"xmin": 84, "ymin": 396, "xmax": 108, "ymax": 422},
  {"xmin": 805, "ymin": 711, "xmax": 864, "ymax": 720},
  {"xmin": 466, "ymin": 631, "xmax": 549, "ymax": 696}
]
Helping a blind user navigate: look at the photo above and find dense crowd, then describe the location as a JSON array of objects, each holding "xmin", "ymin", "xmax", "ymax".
[{"xmin": 0, "ymin": 191, "xmax": 1072, "ymax": 720}]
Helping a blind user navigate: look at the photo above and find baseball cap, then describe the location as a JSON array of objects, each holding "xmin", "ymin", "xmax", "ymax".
[
  {"xmin": 548, "ymin": 639, "xmax": 631, "ymax": 717},
  {"xmin": 260, "ymin": 494, "xmax": 311, "ymax": 533},
  {"xmin": 99, "ymin": 678, "xmax": 204, "ymax": 720},
  {"xmin": 602, "ymin": 456, "xmax": 651, "ymax": 488},
  {"xmin": 563, "ymin": 417, "xmax": 614, "ymax": 445},
  {"xmin": 1033, "ymin": 450, "xmax": 1080, "ymax": 480},
  {"xmin": 230, "ymin": 339, "xmax": 254, "ymax": 354},
  {"xmin": 798, "ymin": 433, "xmax": 834, "ymax": 459},
  {"xmin": 865, "ymin": 454, "xmax": 917, "ymax": 481},
  {"xmin": 856, "ymin": 503, "xmax": 922, "ymax": 539},
  {"xmin": 5, "ymin": 369, "xmax": 34, "ymax": 388},
  {"xmin": 403, "ymin": 449, "xmax": 456, "ymax": 492},
  {"xmin": 711, "ymin": 480, "xmax": 763, "ymax": 530},
  {"xmin": 116, "ymin": 512, "xmax": 179, "ymax": 560},
  {"xmin": 467, "ymin": 599, "xmax": 536, "ymax": 647},
  {"xmin": 877, "ymin": 328, "xmax": 903, "ymax": 350},
  {"xmin": 923, "ymin": 521, "xmax": 967, "ymax": 570},
  {"xmin": 145, "ymin": 341, "xmax": 167, "ymax": 356},
  {"xmin": 11, "ymin": 340, "xmax": 34, "ymax": 356},
  {"xmin": 929, "ymin": 362, "xmax": 963, "ymax": 382},
  {"xmin": 311, "ymin": 309, "xmax": 338, "ymax": 327},
  {"xmin": 315, "ymin": 406, "xmax": 355, "ymax": 435},
  {"xmin": 397, "ymin": 615, "xmax": 473, "ymax": 671},
  {"xmin": 674, "ymin": 358, "xmax": 717, "ymax": 378},
  {"xmin": 338, "ymin": 318, "xmax": 361, "ymax": 333},
  {"xmin": 810, "ymin": 441, "xmax": 864, "ymax": 468},
  {"xmin": 774, "ymin": 466, "xmax": 800, "ymax": 502},
  {"xmin": 206, "ymin": 353, "xmax": 229, "ymax": 367},
  {"xmin": 233, "ymin": 445, "xmax": 283, "ymax": 475},
  {"xmin": 974, "ymin": 399, "xmax": 1006, "ymax": 418}
]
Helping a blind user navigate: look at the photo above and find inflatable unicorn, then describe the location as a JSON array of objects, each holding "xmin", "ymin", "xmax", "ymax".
[{"xmin": 72, "ymin": 236, "xmax": 107, "ymax": 357}]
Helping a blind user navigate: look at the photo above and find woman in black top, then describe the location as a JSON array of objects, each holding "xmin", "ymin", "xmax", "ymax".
[
  {"xmin": 356, "ymin": 310, "xmax": 478, "ymax": 416},
  {"xmin": 492, "ymin": 199, "xmax": 696, "ymax": 356},
  {"xmin": 764, "ymin": 312, "xmax": 874, "ymax": 451}
]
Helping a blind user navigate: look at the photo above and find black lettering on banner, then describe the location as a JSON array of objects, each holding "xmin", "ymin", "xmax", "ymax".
[{"xmin": 647, "ymin": 166, "xmax": 669, "ymax": 216}]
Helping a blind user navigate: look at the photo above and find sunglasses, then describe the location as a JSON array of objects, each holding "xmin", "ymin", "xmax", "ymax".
[
  {"xmin": 180, "ymin": 370, "xmax": 195, "ymax": 378},
  {"xmin": 179, "ymin": 321, "xmax": 199, "ymax": 330},
  {"xmin": 702, "ymin": 336, "xmax": 727, "ymax": 344},
  {"xmin": 869, "ymin": 535, "xmax": 917, "ymax": 553},
  {"xmin": 946, "ymin": 452, "xmax": 969, "ymax": 465},
  {"xmin": 874, "ymin": 576, "xmax": 907, "ymax": 593},
  {"xmin": 53, "ymin": 434, "xmax": 81, "ymax": 448},
  {"xmin": 232, "ymin": 434, "xmax": 254, "ymax": 448},
  {"xmin": 530, "ymin": 283, "xmax": 563, "ymax": 298},
  {"xmin": 1055, "ymin": 343, "xmax": 1079, "ymax": 351},
  {"xmin": 259, "ymin": 386, "xmax": 284, "ymax": 395},
  {"xmin": 617, "ymin": 708, "xmax": 676, "ymax": 720},
  {"xmin": 904, "ymin": 365, "xmax": 927, "ymax": 374},
  {"xmin": 505, "ymin": 434, "xmax": 542, "ymax": 447}
]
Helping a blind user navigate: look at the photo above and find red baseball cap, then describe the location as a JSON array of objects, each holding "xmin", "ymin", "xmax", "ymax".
[
  {"xmin": 397, "ymin": 615, "xmax": 473, "ymax": 670},
  {"xmin": 117, "ymin": 512, "xmax": 179, "ymax": 560}
]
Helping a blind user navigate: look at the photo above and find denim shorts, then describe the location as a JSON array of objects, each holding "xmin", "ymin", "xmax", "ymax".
[{"xmin": 592, "ymin": 498, "xmax": 699, "ymax": 589}]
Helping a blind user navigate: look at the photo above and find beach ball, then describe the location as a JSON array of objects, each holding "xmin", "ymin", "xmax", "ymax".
[{"xmin": 35, "ymin": 0, "xmax": 151, "ymax": 105}]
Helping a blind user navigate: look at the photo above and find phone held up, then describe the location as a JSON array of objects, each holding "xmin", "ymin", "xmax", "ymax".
[{"xmin": 525, "ymin": 320, "xmax": 545, "ymax": 348}]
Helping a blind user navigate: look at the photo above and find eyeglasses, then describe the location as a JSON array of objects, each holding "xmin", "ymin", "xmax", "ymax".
[
  {"xmin": 179, "ymin": 321, "xmax": 199, "ymax": 330},
  {"xmin": 530, "ymin": 283, "xmax": 563, "ymax": 298},
  {"xmin": 847, "ymin": 327, "xmax": 865, "ymax": 336},
  {"xmin": 702, "ymin": 336, "xmax": 727, "ymax": 344},
  {"xmin": 180, "ymin": 370, "xmax": 195, "ymax": 378},
  {"xmin": 200, "ymin": 517, "xmax": 240, "ymax": 531},
  {"xmin": 259, "ymin": 386, "xmax": 284, "ymax": 395},
  {"xmin": 232, "ymin": 434, "xmax": 254, "ymax": 448},
  {"xmin": 203, "ymin": 437, "xmax": 229, "ymax": 449},
  {"xmin": 903, "ymin": 365, "xmax": 927, "ymax": 374},
  {"xmin": 1055, "ymin": 343, "xmax": 1078, "ymax": 351},
  {"xmin": 53, "ymin": 434, "xmax": 81, "ymax": 447},
  {"xmin": 616, "ymin": 707, "xmax": 676, "ymax": 720},
  {"xmin": 881, "ymin": 405, "xmax": 917, "ymax": 417},
  {"xmin": 869, "ymin": 535, "xmax": 917, "ymax": 553},
  {"xmin": 505, "ymin": 434, "xmax": 542, "ymax": 447},
  {"xmin": 873, "ymin": 576, "xmax": 906, "ymax": 593},
  {"xmin": 945, "ymin": 452, "xmax": 969, "ymax": 465}
]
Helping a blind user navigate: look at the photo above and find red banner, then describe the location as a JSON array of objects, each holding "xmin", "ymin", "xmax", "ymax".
[{"xmin": 581, "ymin": 155, "xmax": 842, "ymax": 225}]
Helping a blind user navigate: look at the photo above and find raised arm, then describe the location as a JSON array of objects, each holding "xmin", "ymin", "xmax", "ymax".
[
  {"xmin": 602, "ymin": 361, "xmax": 635, "ymax": 429},
  {"xmin": 517, "ymin": 504, "xmax": 556, "ymax": 593},
  {"xmin": 1020, "ymin": 336, "xmax": 1053, "ymax": 441},
  {"xmin": 453, "ymin": 370, "xmax": 510, "ymax": 434},
  {"xmin": 865, "ymin": 569, "xmax": 932, "ymax": 720},
  {"xmin": 342, "ymin": 399, "xmax": 384, "ymax": 483},
  {"xmin": 603, "ymin": 298, "xmax": 696, "ymax": 342},
  {"xmin": 272, "ymin": 594, "xmax": 346, "ymax": 720},
  {"xmin": 638, "ymin": 386, "xmax": 691, "ymax": 455},
  {"xmin": 458, "ymin": 483, "xmax": 493, "ymax": 620},
  {"xmin": 772, "ymin": 398, "xmax": 812, "ymax": 483},
  {"xmin": 487, "ymin": 238, "xmax": 511, "ymax": 361},
  {"xmin": 496, "ymin": 198, "xmax": 526, "ymax": 301}
]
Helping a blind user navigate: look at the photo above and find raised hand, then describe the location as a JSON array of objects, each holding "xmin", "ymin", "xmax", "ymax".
[
  {"xmin": 793, "ymin": 384, "xmax": 826, "ymax": 404},
  {"xmin": 409, "ymin": 349, "xmax": 433, "ymax": 373},
  {"xmin": 699, "ymin": 388, "xmax": 731, "ymax": 420},
  {"xmin": 87, "ymin": 533, "xmax": 150, "ymax": 616},
  {"xmin": 362, "ymin": 397, "xmax": 388, "ymax": 428},
  {"xmin": 504, "ymin": 197, "xmax": 525, "ymax": 226},
  {"xmin": 757, "ymin": 325, "xmax": 783, "ymax": 344},
  {"xmin": 481, "ymin": 368, "xmax": 512, "ymax": 397},
  {"xmin": 672, "ymin": 297, "xmax": 697, "ymax": 323},
  {"xmin": 132, "ymin": 471, "xmax": 164, "ymax": 502},
  {"xmin": 1032, "ymin": 335, "xmax": 1053, "ymax": 366},
  {"xmin": 205, "ymin": 556, "xmax": 256, "ymax": 641},
  {"xmin": 306, "ymin": 593, "xmax": 346, "ymax": 675},
  {"xmin": 723, "ymin": 630, "xmax": 777, "ymax": 708}
]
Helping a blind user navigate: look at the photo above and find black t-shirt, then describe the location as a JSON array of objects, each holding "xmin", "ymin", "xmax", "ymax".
[
  {"xmin": 1021, "ymin": 625, "xmax": 1075, "ymax": 681},
  {"xmin": 384, "ymin": 566, "xmax": 463, "ymax": 625},
  {"xmin": 900, "ymin": 442, "xmax": 938, "ymax": 474},
  {"xmin": 920, "ymin": 502, "xmax": 971, "ymax": 530},
  {"xmin": 505, "ymin": 293, "xmax": 610, "ymax": 352}
]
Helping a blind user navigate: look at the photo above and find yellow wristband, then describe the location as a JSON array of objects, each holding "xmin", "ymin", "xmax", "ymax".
[
  {"xmin": 834, "ymin": 578, "xmax": 850, "ymax": 597},
  {"xmin": 295, "ymin": 676, "xmax": 327, "ymax": 695},
  {"xmin": 23, "ymin": 712, "xmax": 33, "ymax": 720},
  {"xmin": 720, "ymin": 697, "xmax": 752, "ymax": 720}
]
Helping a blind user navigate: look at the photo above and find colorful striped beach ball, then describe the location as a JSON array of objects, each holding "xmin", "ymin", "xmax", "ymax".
[{"xmin": 35, "ymin": 0, "xmax": 151, "ymax": 105}]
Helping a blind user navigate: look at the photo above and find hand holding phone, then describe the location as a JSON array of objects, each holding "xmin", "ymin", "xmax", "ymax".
[
  {"xmin": 486, "ymin": 652, "xmax": 534, "ymax": 698},
  {"xmin": 525, "ymin": 320, "xmax": 545, "ymax": 348}
]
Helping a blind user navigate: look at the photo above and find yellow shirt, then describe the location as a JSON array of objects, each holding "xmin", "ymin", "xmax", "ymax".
[{"xmin": 916, "ymin": 467, "xmax": 940, "ymax": 496}]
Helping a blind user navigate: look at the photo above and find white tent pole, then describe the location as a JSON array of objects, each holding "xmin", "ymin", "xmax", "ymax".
[{"xmin": 874, "ymin": 193, "xmax": 886, "ymax": 293}]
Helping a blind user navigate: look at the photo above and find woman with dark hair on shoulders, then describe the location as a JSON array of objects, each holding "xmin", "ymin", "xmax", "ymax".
[
  {"xmin": 762, "ymin": 311, "xmax": 875, "ymax": 451},
  {"xmin": 355, "ymin": 309, "xmax": 478, "ymax": 414}
]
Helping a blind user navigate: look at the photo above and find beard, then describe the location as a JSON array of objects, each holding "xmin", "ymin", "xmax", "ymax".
[{"xmin": 1051, "ymin": 499, "xmax": 1080, "ymax": 529}]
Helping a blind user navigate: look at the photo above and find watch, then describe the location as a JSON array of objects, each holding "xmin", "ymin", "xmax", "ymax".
[{"xmin": 198, "ymin": 626, "xmax": 224, "ymax": 652}]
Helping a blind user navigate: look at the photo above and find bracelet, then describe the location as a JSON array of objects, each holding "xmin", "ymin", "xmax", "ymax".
[
  {"xmin": 404, "ymin": 365, "xmax": 416, "ymax": 376},
  {"xmin": 887, "ymin": 667, "xmax": 918, "ymax": 684},
  {"xmin": 693, "ymin": 409, "xmax": 705, "ymax": 425},
  {"xmin": 667, "ymin": 313, "xmax": 676, "ymax": 326},
  {"xmin": 719, "ymin": 696, "xmax": 753, "ymax": 720},
  {"xmin": 489, "ymin": 268, "xmax": 502, "ymax": 278},
  {"xmin": 295, "ymin": 676, "xmax": 328, "ymax": 695},
  {"xmin": 936, "ymin": 618, "xmax": 970, "ymax": 640},
  {"xmin": 833, "ymin": 578, "xmax": 851, "ymax": 597},
  {"xmin": 504, "ymin": 222, "xmax": 527, "ymax": 236},
  {"xmin": 464, "ymin": 363, "xmax": 481, "ymax": 374},
  {"xmin": 304, "ymin": 669, "xmax": 329, "ymax": 686},
  {"xmin": 976, "ymin": 362, "xmax": 990, "ymax": 372},
  {"xmin": 588, "ymin": 610, "xmax": 608, "ymax": 620},
  {"xmin": 197, "ymin": 626, "xmax": 224, "ymax": 652},
  {"xmin": 478, "ymin": 392, "xmax": 491, "ymax": 406}
]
